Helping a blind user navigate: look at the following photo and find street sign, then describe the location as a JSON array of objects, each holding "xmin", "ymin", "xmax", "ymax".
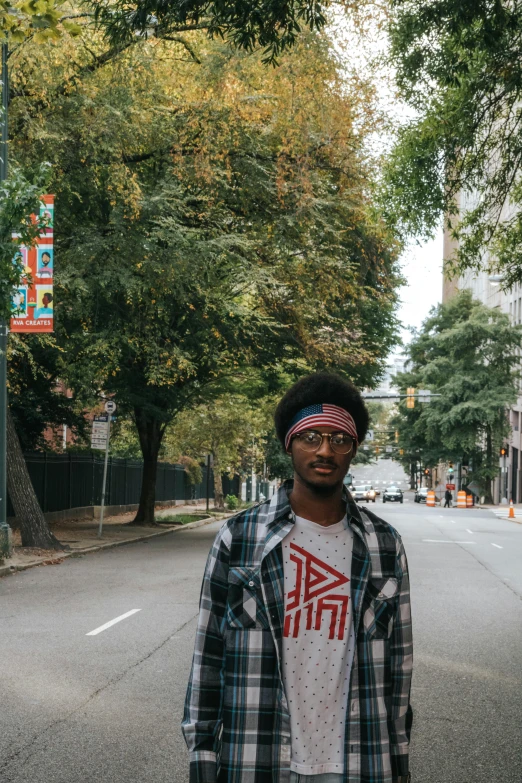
[
  {"xmin": 418, "ymin": 389, "xmax": 431, "ymax": 401},
  {"xmin": 385, "ymin": 446, "xmax": 393, "ymax": 453},
  {"xmin": 104, "ymin": 400, "xmax": 117, "ymax": 414},
  {"xmin": 446, "ymin": 483, "xmax": 455, "ymax": 490},
  {"xmin": 91, "ymin": 415, "xmax": 109, "ymax": 450},
  {"xmin": 366, "ymin": 429, "xmax": 374, "ymax": 441}
]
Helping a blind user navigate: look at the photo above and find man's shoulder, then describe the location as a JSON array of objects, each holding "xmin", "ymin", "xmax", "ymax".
[{"xmin": 217, "ymin": 497, "xmax": 275, "ymax": 549}]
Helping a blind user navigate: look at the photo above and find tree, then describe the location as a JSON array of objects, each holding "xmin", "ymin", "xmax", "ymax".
[
  {"xmin": 10, "ymin": 24, "xmax": 403, "ymax": 525},
  {"xmin": 164, "ymin": 394, "xmax": 266, "ymax": 509},
  {"xmin": 383, "ymin": 0, "xmax": 522, "ymax": 286},
  {"xmin": 92, "ymin": 0, "xmax": 332, "ymax": 64},
  {"xmin": 0, "ymin": 166, "xmax": 68, "ymax": 549},
  {"xmin": 392, "ymin": 290, "xmax": 522, "ymax": 502}
]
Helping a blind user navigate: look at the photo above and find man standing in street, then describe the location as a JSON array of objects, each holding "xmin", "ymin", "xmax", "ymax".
[
  {"xmin": 182, "ymin": 372, "xmax": 413, "ymax": 783},
  {"xmin": 444, "ymin": 489, "xmax": 452, "ymax": 508}
]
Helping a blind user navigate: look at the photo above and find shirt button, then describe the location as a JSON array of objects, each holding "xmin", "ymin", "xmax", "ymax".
[
  {"xmin": 249, "ymin": 581, "xmax": 254, "ymax": 587},
  {"xmin": 282, "ymin": 737, "xmax": 289, "ymax": 744},
  {"xmin": 351, "ymin": 702, "xmax": 356, "ymax": 712}
]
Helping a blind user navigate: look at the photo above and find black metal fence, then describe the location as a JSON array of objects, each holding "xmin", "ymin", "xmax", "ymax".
[{"xmin": 7, "ymin": 452, "xmax": 240, "ymax": 516}]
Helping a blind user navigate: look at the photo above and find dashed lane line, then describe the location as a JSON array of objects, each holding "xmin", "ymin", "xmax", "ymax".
[
  {"xmin": 491, "ymin": 543, "xmax": 503, "ymax": 549},
  {"xmin": 86, "ymin": 609, "xmax": 142, "ymax": 636},
  {"xmin": 422, "ymin": 539, "xmax": 476, "ymax": 544}
]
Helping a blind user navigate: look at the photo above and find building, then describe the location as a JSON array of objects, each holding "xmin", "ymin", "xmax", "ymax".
[{"xmin": 442, "ymin": 192, "xmax": 522, "ymax": 503}]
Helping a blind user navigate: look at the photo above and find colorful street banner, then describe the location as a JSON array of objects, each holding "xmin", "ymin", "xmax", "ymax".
[{"xmin": 10, "ymin": 194, "xmax": 54, "ymax": 333}]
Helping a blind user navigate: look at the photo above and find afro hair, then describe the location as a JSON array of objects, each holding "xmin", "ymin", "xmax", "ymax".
[{"xmin": 274, "ymin": 371, "xmax": 369, "ymax": 448}]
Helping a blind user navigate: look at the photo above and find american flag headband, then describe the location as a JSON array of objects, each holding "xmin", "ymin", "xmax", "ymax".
[{"xmin": 285, "ymin": 404, "xmax": 359, "ymax": 450}]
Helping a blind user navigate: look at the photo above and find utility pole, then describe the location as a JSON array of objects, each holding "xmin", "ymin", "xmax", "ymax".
[{"xmin": 0, "ymin": 40, "xmax": 11, "ymax": 559}]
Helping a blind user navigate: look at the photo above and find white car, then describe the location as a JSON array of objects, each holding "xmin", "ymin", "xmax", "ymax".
[{"xmin": 353, "ymin": 484, "xmax": 376, "ymax": 503}]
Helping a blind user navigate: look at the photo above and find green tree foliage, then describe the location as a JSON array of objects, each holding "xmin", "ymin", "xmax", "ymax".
[
  {"xmin": 383, "ymin": 0, "xmax": 522, "ymax": 285},
  {"xmin": 392, "ymin": 290, "xmax": 521, "ymax": 502},
  {"xmin": 92, "ymin": 0, "xmax": 331, "ymax": 63},
  {"xmin": 164, "ymin": 394, "xmax": 266, "ymax": 509},
  {"xmin": 8, "ymin": 334, "xmax": 84, "ymax": 450},
  {"xmin": 9, "ymin": 22, "xmax": 402, "ymax": 523}
]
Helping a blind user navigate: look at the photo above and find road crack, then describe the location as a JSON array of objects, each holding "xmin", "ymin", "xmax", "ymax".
[{"xmin": 1, "ymin": 612, "xmax": 198, "ymax": 779}]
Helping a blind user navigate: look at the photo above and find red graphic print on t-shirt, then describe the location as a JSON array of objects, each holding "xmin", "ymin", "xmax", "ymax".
[{"xmin": 284, "ymin": 542, "xmax": 350, "ymax": 640}]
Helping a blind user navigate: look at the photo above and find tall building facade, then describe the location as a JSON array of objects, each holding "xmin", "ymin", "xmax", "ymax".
[{"xmin": 443, "ymin": 193, "xmax": 522, "ymax": 502}]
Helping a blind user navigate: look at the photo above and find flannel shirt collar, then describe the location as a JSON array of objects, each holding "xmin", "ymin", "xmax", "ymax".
[{"xmin": 266, "ymin": 478, "xmax": 367, "ymax": 539}]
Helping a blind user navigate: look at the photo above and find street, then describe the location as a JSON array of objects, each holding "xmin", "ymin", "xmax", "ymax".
[
  {"xmin": 1, "ymin": 504, "xmax": 521, "ymax": 783},
  {"xmin": 350, "ymin": 457, "xmax": 410, "ymax": 491}
]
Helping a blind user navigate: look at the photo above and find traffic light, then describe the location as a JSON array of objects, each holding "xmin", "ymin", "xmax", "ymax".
[
  {"xmin": 399, "ymin": 448, "xmax": 404, "ymax": 456},
  {"xmin": 448, "ymin": 462, "xmax": 454, "ymax": 474},
  {"xmin": 500, "ymin": 446, "xmax": 508, "ymax": 457},
  {"xmin": 423, "ymin": 468, "xmax": 429, "ymax": 475},
  {"xmin": 406, "ymin": 387, "xmax": 415, "ymax": 409},
  {"xmin": 395, "ymin": 430, "xmax": 399, "ymax": 443},
  {"xmin": 375, "ymin": 446, "xmax": 380, "ymax": 454}
]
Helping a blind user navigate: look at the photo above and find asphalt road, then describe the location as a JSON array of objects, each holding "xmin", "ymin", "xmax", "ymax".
[
  {"xmin": 1, "ymin": 502, "xmax": 521, "ymax": 783},
  {"xmin": 351, "ymin": 457, "xmax": 410, "ymax": 491}
]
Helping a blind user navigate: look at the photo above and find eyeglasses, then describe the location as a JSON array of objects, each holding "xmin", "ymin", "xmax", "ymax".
[{"xmin": 292, "ymin": 430, "xmax": 355, "ymax": 455}]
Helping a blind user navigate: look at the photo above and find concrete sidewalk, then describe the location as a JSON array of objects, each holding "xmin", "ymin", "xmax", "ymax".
[{"xmin": 0, "ymin": 502, "xmax": 229, "ymax": 579}]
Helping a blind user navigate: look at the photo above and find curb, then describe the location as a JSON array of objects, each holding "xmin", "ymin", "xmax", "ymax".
[{"xmin": 0, "ymin": 515, "xmax": 223, "ymax": 579}]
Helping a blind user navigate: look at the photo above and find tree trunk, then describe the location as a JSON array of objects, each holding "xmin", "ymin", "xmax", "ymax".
[
  {"xmin": 133, "ymin": 407, "xmax": 164, "ymax": 525},
  {"xmin": 6, "ymin": 407, "xmax": 65, "ymax": 550},
  {"xmin": 212, "ymin": 456, "xmax": 225, "ymax": 511},
  {"xmin": 484, "ymin": 427, "xmax": 494, "ymax": 504}
]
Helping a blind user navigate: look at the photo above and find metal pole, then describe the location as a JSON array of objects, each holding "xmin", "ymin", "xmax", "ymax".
[
  {"xmin": 206, "ymin": 453, "xmax": 210, "ymax": 513},
  {"xmin": 0, "ymin": 41, "xmax": 11, "ymax": 559},
  {"xmin": 97, "ymin": 415, "xmax": 111, "ymax": 538}
]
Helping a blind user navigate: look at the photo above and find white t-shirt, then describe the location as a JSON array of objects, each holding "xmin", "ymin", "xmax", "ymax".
[{"xmin": 281, "ymin": 514, "xmax": 355, "ymax": 776}]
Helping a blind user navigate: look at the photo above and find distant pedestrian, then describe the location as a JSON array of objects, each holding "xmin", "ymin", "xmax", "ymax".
[
  {"xmin": 444, "ymin": 489, "xmax": 453, "ymax": 508},
  {"xmin": 182, "ymin": 371, "xmax": 413, "ymax": 783}
]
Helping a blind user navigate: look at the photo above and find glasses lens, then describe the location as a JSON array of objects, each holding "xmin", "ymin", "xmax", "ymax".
[
  {"xmin": 295, "ymin": 431, "xmax": 322, "ymax": 451},
  {"xmin": 330, "ymin": 434, "xmax": 354, "ymax": 454}
]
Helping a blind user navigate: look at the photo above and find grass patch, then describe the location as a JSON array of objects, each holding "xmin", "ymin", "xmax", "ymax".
[{"xmin": 155, "ymin": 513, "xmax": 210, "ymax": 525}]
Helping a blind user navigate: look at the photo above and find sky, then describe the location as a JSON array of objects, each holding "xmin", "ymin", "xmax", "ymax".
[{"xmin": 394, "ymin": 230, "xmax": 444, "ymax": 352}]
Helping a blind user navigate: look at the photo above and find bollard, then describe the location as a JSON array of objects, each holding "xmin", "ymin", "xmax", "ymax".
[
  {"xmin": 426, "ymin": 490, "xmax": 436, "ymax": 507},
  {"xmin": 457, "ymin": 490, "xmax": 467, "ymax": 508}
]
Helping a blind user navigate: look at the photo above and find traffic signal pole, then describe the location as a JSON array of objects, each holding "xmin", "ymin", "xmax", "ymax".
[{"xmin": 0, "ymin": 40, "xmax": 11, "ymax": 560}]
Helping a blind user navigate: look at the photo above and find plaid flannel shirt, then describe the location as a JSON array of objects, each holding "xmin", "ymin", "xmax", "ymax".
[{"xmin": 182, "ymin": 481, "xmax": 413, "ymax": 783}]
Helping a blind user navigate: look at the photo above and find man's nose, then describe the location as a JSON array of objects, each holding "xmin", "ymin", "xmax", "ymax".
[{"xmin": 316, "ymin": 436, "xmax": 335, "ymax": 457}]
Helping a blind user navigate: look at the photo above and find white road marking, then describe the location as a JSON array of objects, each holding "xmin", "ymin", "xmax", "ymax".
[
  {"xmin": 491, "ymin": 543, "xmax": 503, "ymax": 549},
  {"xmin": 450, "ymin": 520, "xmax": 456, "ymax": 524},
  {"xmin": 466, "ymin": 529, "xmax": 474, "ymax": 535},
  {"xmin": 422, "ymin": 539, "xmax": 476, "ymax": 544},
  {"xmin": 86, "ymin": 609, "xmax": 142, "ymax": 636}
]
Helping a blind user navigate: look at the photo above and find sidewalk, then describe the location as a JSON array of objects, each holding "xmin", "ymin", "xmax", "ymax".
[{"xmin": 0, "ymin": 502, "xmax": 229, "ymax": 579}]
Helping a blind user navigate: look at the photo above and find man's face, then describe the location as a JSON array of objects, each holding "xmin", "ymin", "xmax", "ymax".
[
  {"xmin": 42, "ymin": 254, "xmax": 50, "ymax": 266},
  {"xmin": 287, "ymin": 425, "xmax": 355, "ymax": 492}
]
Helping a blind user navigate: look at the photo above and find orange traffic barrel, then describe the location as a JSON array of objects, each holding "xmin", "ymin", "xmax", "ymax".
[
  {"xmin": 457, "ymin": 490, "xmax": 467, "ymax": 508},
  {"xmin": 466, "ymin": 493, "xmax": 473, "ymax": 507},
  {"xmin": 426, "ymin": 490, "xmax": 436, "ymax": 507}
]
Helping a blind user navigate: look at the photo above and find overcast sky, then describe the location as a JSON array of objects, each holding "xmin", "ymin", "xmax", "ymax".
[{"xmin": 393, "ymin": 230, "xmax": 443, "ymax": 354}]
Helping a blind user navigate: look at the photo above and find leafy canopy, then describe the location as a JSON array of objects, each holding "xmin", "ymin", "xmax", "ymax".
[{"xmin": 383, "ymin": 0, "xmax": 522, "ymax": 286}]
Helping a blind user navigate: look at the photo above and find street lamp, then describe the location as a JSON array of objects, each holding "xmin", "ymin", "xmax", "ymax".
[
  {"xmin": 0, "ymin": 38, "xmax": 11, "ymax": 560},
  {"xmin": 488, "ymin": 274, "xmax": 504, "ymax": 286}
]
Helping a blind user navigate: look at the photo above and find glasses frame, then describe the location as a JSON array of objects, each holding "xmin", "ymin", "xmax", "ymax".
[{"xmin": 291, "ymin": 429, "xmax": 356, "ymax": 455}]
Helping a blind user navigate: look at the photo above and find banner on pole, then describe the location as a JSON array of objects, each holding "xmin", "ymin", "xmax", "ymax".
[{"xmin": 10, "ymin": 194, "xmax": 54, "ymax": 333}]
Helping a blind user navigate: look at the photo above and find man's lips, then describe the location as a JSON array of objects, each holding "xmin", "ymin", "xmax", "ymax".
[{"xmin": 311, "ymin": 463, "xmax": 337, "ymax": 474}]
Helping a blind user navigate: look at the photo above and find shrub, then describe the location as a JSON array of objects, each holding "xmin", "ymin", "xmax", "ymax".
[{"xmin": 226, "ymin": 494, "xmax": 239, "ymax": 510}]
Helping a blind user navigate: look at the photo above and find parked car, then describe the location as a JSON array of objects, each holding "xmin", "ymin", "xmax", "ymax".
[
  {"xmin": 353, "ymin": 484, "xmax": 376, "ymax": 503},
  {"xmin": 383, "ymin": 486, "xmax": 403, "ymax": 503},
  {"xmin": 414, "ymin": 487, "xmax": 429, "ymax": 503}
]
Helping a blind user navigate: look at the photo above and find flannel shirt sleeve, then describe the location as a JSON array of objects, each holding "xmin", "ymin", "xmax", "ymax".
[
  {"xmin": 389, "ymin": 536, "xmax": 413, "ymax": 781},
  {"xmin": 181, "ymin": 525, "xmax": 230, "ymax": 783}
]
